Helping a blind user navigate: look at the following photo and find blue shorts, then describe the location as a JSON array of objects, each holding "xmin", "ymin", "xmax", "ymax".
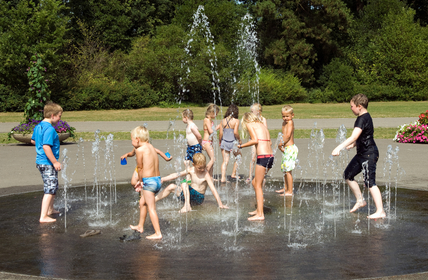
[
  {"xmin": 185, "ymin": 143, "xmax": 202, "ymax": 162},
  {"xmin": 36, "ymin": 164, "xmax": 59, "ymax": 195},
  {"xmin": 180, "ymin": 186, "xmax": 205, "ymax": 205},
  {"xmin": 142, "ymin": 176, "xmax": 161, "ymax": 194}
]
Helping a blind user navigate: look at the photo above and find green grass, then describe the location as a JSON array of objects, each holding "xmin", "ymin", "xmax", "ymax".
[
  {"xmin": 0, "ymin": 127, "xmax": 398, "ymax": 145},
  {"xmin": 1, "ymin": 101, "xmax": 427, "ymax": 122}
]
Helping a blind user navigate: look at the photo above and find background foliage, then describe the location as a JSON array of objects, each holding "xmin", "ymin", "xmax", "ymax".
[{"xmin": 1, "ymin": 0, "xmax": 428, "ymax": 112}]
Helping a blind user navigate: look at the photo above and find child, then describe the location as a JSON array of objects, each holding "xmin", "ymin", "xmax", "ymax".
[
  {"xmin": 182, "ymin": 109, "xmax": 202, "ymax": 165},
  {"xmin": 202, "ymin": 104, "xmax": 219, "ymax": 177},
  {"xmin": 238, "ymin": 112, "xmax": 274, "ymax": 221},
  {"xmin": 219, "ymin": 104, "xmax": 241, "ymax": 183},
  {"xmin": 332, "ymin": 94, "xmax": 385, "ymax": 219},
  {"xmin": 276, "ymin": 105, "xmax": 298, "ymax": 196},
  {"xmin": 128, "ymin": 126, "xmax": 167, "ymax": 239},
  {"xmin": 31, "ymin": 102, "xmax": 63, "ymax": 223},
  {"xmin": 156, "ymin": 153, "xmax": 228, "ymax": 213},
  {"xmin": 248, "ymin": 103, "xmax": 268, "ymax": 184},
  {"xmin": 121, "ymin": 147, "xmax": 171, "ymax": 187}
]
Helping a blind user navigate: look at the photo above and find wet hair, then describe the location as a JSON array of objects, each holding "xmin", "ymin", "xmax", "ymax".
[
  {"xmin": 351, "ymin": 94, "xmax": 369, "ymax": 109},
  {"xmin": 182, "ymin": 109, "xmax": 194, "ymax": 120},
  {"xmin": 251, "ymin": 103, "xmax": 264, "ymax": 121},
  {"xmin": 193, "ymin": 153, "xmax": 206, "ymax": 167},
  {"xmin": 43, "ymin": 102, "xmax": 63, "ymax": 118},
  {"xmin": 224, "ymin": 104, "xmax": 239, "ymax": 119},
  {"xmin": 282, "ymin": 105, "xmax": 294, "ymax": 114},
  {"xmin": 131, "ymin": 126, "xmax": 149, "ymax": 142},
  {"xmin": 241, "ymin": 112, "xmax": 261, "ymax": 139},
  {"xmin": 205, "ymin": 104, "xmax": 219, "ymax": 117}
]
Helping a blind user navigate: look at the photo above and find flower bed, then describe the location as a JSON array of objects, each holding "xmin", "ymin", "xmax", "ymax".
[
  {"xmin": 8, "ymin": 119, "xmax": 75, "ymax": 139},
  {"xmin": 394, "ymin": 110, "xmax": 428, "ymax": 143}
]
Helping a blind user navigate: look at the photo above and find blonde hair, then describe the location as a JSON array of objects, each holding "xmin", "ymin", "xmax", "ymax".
[
  {"xmin": 250, "ymin": 103, "xmax": 264, "ymax": 121},
  {"xmin": 205, "ymin": 104, "xmax": 219, "ymax": 117},
  {"xmin": 44, "ymin": 102, "xmax": 63, "ymax": 118},
  {"xmin": 193, "ymin": 153, "xmax": 206, "ymax": 167},
  {"xmin": 282, "ymin": 105, "xmax": 294, "ymax": 114},
  {"xmin": 241, "ymin": 112, "xmax": 261, "ymax": 139},
  {"xmin": 351, "ymin": 94, "xmax": 369, "ymax": 109},
  {"xmin": 131, "ymin": 126, "xmax": 149, "ymax": 142},
  {"xmin": 182, "ymin": 109, "xmax": 194, "ymax": 120}
]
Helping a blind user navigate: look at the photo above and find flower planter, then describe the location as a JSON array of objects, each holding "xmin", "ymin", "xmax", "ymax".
[{"xmin": 12, "ymin": 133, "xmax": 71, "ymax": 144}]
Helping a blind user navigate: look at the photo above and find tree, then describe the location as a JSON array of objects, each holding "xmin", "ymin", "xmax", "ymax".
[{"xmin": 251, "ymin": 0, "xmax": 352, "ymax": 87}]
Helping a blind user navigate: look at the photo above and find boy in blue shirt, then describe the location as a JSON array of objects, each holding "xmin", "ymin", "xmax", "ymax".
[{"xmin": 31, "ymin": 102, "xmax": 63, "ymax": 223}]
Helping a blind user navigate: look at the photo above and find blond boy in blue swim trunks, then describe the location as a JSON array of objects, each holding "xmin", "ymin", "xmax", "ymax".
[
  {"xmin": 129, "ymin": 126, "xmax": 169, "ymax": 240},
  {"xmin": 156, "ymin": 153, "xmax": 228, "ymax": 213},
  {"xmin": 277, "ymin": 105, "xmax": 298, "ymax": 196}
]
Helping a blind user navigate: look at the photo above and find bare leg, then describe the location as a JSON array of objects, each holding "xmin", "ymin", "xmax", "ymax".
[
  {"xmin": 221, "ymin": 149, "xmax": 230, "ymax": 183},
  {"xmin": 248, "ymin": 146, "xmax": 256, "ymax": 183},
  {"xmin": 40, "ymin": 194, "xmax": 56, "ymax": 223},
  {"xmin": 368, "ymin": 186, "xmax": 386, "ymax": 219},
  {"xmin": 203, "ymin": 143, "xmax": 215, "ymax": 178},
  {"xmin": 130, "ymin": 195, "xmax": 147, "ymax": 233},
  {"xmin": 47, "ymin": 194, "xmax": 60, "ymax": 215},
  {"xmin": 155, "ymin": 184, "xmax": 179, "ymax": 202},
  {"xmin": 142, "ymin": 190, "xmax": 162, "ymax": 239},
  {"xmin": 347, "ymin": 179, "xmax": 367, "ymax": 212},
  {"xmin": 231, "ymin": 150, "xmax": 241, "ymax": 179},
  {"xmin": 248, "ymin": 165, "xmax": 266, "ymax": 221},
  {"xmin": 180, "ymin": 183, "xmax": 192, "ymax": 213},
  {"xmin": 279, "ymin": 171, "xmax": 293, "ymax": 196},
  {"xmin": 131, "ymin": 170, "xmax": 138, "ymax": 186}
]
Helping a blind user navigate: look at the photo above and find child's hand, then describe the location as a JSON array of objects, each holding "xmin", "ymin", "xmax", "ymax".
[
  {"xmin": 219, "ymin": 204, "xmax": 229, "ymax": 209},
  {"xmin": 134, "ymin": 181, "xmax": 142, "ymax": 192},
  {"xmin": 121, "ymin": 154, "xmax": 127, "ymax": 160},
  {"xmin": 53, "ymin": 162, "xmax": 61, "ymax": 171},
  {"xmin": 332, "ymin": 147, "xmax": 341, "ymax": 156}
]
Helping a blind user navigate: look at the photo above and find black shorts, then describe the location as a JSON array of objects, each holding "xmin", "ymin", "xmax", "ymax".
[
  {"xmin": 256, "ymin": 154, "xmax": 274, "ymax": 169},
  {"xmin": 344, "ymin": 149, "xmax": 379, "ymax": 188}
]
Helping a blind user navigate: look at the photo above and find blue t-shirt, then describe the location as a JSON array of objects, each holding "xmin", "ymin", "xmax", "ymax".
[{"xmin": 31, "ymin": 121, "xmax": 60, "ymax": 165}]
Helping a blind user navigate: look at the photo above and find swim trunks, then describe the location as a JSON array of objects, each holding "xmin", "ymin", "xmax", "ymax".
[
  {"xmin": 185, "ymin": 143, "xmax": 202, "ymax": 162},
  {"xmin": 142, "ymin": 176, "xmax": 161, "ymax": 194},
  {"xmin": 281, "ymin": 144, "xmax": 299, "ymax": 172},
  {"xmin": 256, "ymin": 154, "xmax": 274, "ymax": 169},
  {"xmin": 179, "ymin": 186, "xmax": 205, "ymax": 205},
  {"xmin": 344, "ymin": 148, "xmax": 379, "ymax": 188},
  {"xmin": 36, "ymin": 164, "xmax": 59, "ymax": 195}
]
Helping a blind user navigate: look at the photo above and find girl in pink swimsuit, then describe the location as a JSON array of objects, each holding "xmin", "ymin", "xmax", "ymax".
[{"xmin": 202, "ymin": 104, "xmax": 219, "ymax": 177}]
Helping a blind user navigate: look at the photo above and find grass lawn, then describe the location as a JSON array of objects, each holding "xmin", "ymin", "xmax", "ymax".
[{"xmin": 1, "ymin": 101, "xmax": 427, "ymax": 122}]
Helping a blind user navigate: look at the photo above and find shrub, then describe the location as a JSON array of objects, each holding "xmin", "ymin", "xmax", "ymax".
[
  {"xmin": 0, "ymin": 84, "xmax": 27, "ymax": 112},
  {"xmin": 318, "ymin": 59, "xmax": 355, "ymax": 102}
]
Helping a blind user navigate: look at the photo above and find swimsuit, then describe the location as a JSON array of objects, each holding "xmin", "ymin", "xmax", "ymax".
[
  {"xmin": 179, "ymin": 185, "xmax": 205, "ymax": 205},
  {"xmin": 202, "ymin": 140, "xmax": 212, "ymax": 146},
  {"xmin": 256, "ymin": 154, "xmax": 274, "ymax": 169},
  {"xmin": 142, "ymin": 176, "xmax": 161, "ymax": 194},
  {"xmin": 220, "ymin": 117, "xmax": 236, "ymax": 151},
  {"xmin": 185, "ymin": 143, "xmax": 202, "ymax": 162},
  {"xmin": 281, "ymin": 144, "xmax": 298, "ymax": 172}
]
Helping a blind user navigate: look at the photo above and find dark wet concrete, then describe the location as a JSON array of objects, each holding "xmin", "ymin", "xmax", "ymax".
[{"xmin": 0, "ymin": 181, "xmax": 427, "ymax": 279}]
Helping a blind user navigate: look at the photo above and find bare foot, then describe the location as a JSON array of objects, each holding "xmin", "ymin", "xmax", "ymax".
[
  {"xmin": 248, "ymin": 210, "xmax": 257, "ymax": 215},
  {"xmin": 275, "ymin": 188, "xmax": 285, "ymax": 194},
  {"xmin": 146, "ymin": 233, "xmax": 162, "ymax": 240},
  {"xmin": 40, "ymin": 217, "xmax": 56, "ymax": 223},
  {"xmin": 248, "ymin": 215, "xmax": 264, "ymax": 221},
  {"xmin": 180, "ymin": 206, "xmax": 192, "ymax": 213},
  {"xmin": 129, "ymin": 225, "xmax": 144, "ymax": 233},
  {"xmin": 279, "ymin": 192, "xmax": 293, "ymax": 197},
  {"xmin": 368, "ymin": 210, "xmax": 386, "ymax": 219},
  {"xmin": 245, "ymin": 177, "xmax": 252, "ymax": 184},
  {"xmin": 48, "ymin": 209, "xmax": 60, "ymax": 215},
  {"xmin": 350, "ymin": 200, "xmax": 367, "ymax": 213}
]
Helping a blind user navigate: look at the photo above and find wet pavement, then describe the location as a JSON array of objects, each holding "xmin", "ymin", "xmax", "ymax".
[{"xmin": 0, "ymin": 118, "xmax": 427, "ymax": 279}]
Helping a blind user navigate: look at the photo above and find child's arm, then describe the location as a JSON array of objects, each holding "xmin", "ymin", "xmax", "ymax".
[
  {"xmin": 205, "ymin": 174, "xmax": 228, "ymax": 209},
  {"xmin": 135, "ymin": 148, "xmax": 144, "ymax": 182},
  {"xmin": 218, "ymin": 120, "xmax": 223, "ymax": 145},
  {"xmin": 262, "ymin": 117, "xmax": 268, "ymax": 128},
  {"xmin": 155, "ymin": 148, "xmax": 172, "ymax": 161},
  {"xmin": 43, "ymin": 145, "xmax": 61, "ymax": 171},
  {"xmin": 233, "ymin": 119, "xmax": 241, "ymax": 144},
  {"xmin": 121, "ymin": 148, "xmax": 136, "ymax": 160},
  {"xmin": 332, "ymin": 127, "xmax": 362, "ymax": 156},
  {"xmin": 204, "ymin": 118, "xmax": 214, "ymax": 135},
  {"xmin": 239, "ymin": 124, "xmax": 257, "ymax": 148},
  {"xmin": 279, "ymin": 121, "xmax": 294, "ymax": 152},
  {"xmin": 161, "ymin": 170, "xmax": 189, "ymax": 183},
  {"xmin": 190, "ymin": 124, "xmax": 202, "ymax": 144}
]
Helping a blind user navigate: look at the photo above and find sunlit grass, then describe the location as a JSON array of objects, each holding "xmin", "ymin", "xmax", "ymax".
[{"xmin": 1, "ymin": 101, "xmax": 427, "ymax": 122}]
